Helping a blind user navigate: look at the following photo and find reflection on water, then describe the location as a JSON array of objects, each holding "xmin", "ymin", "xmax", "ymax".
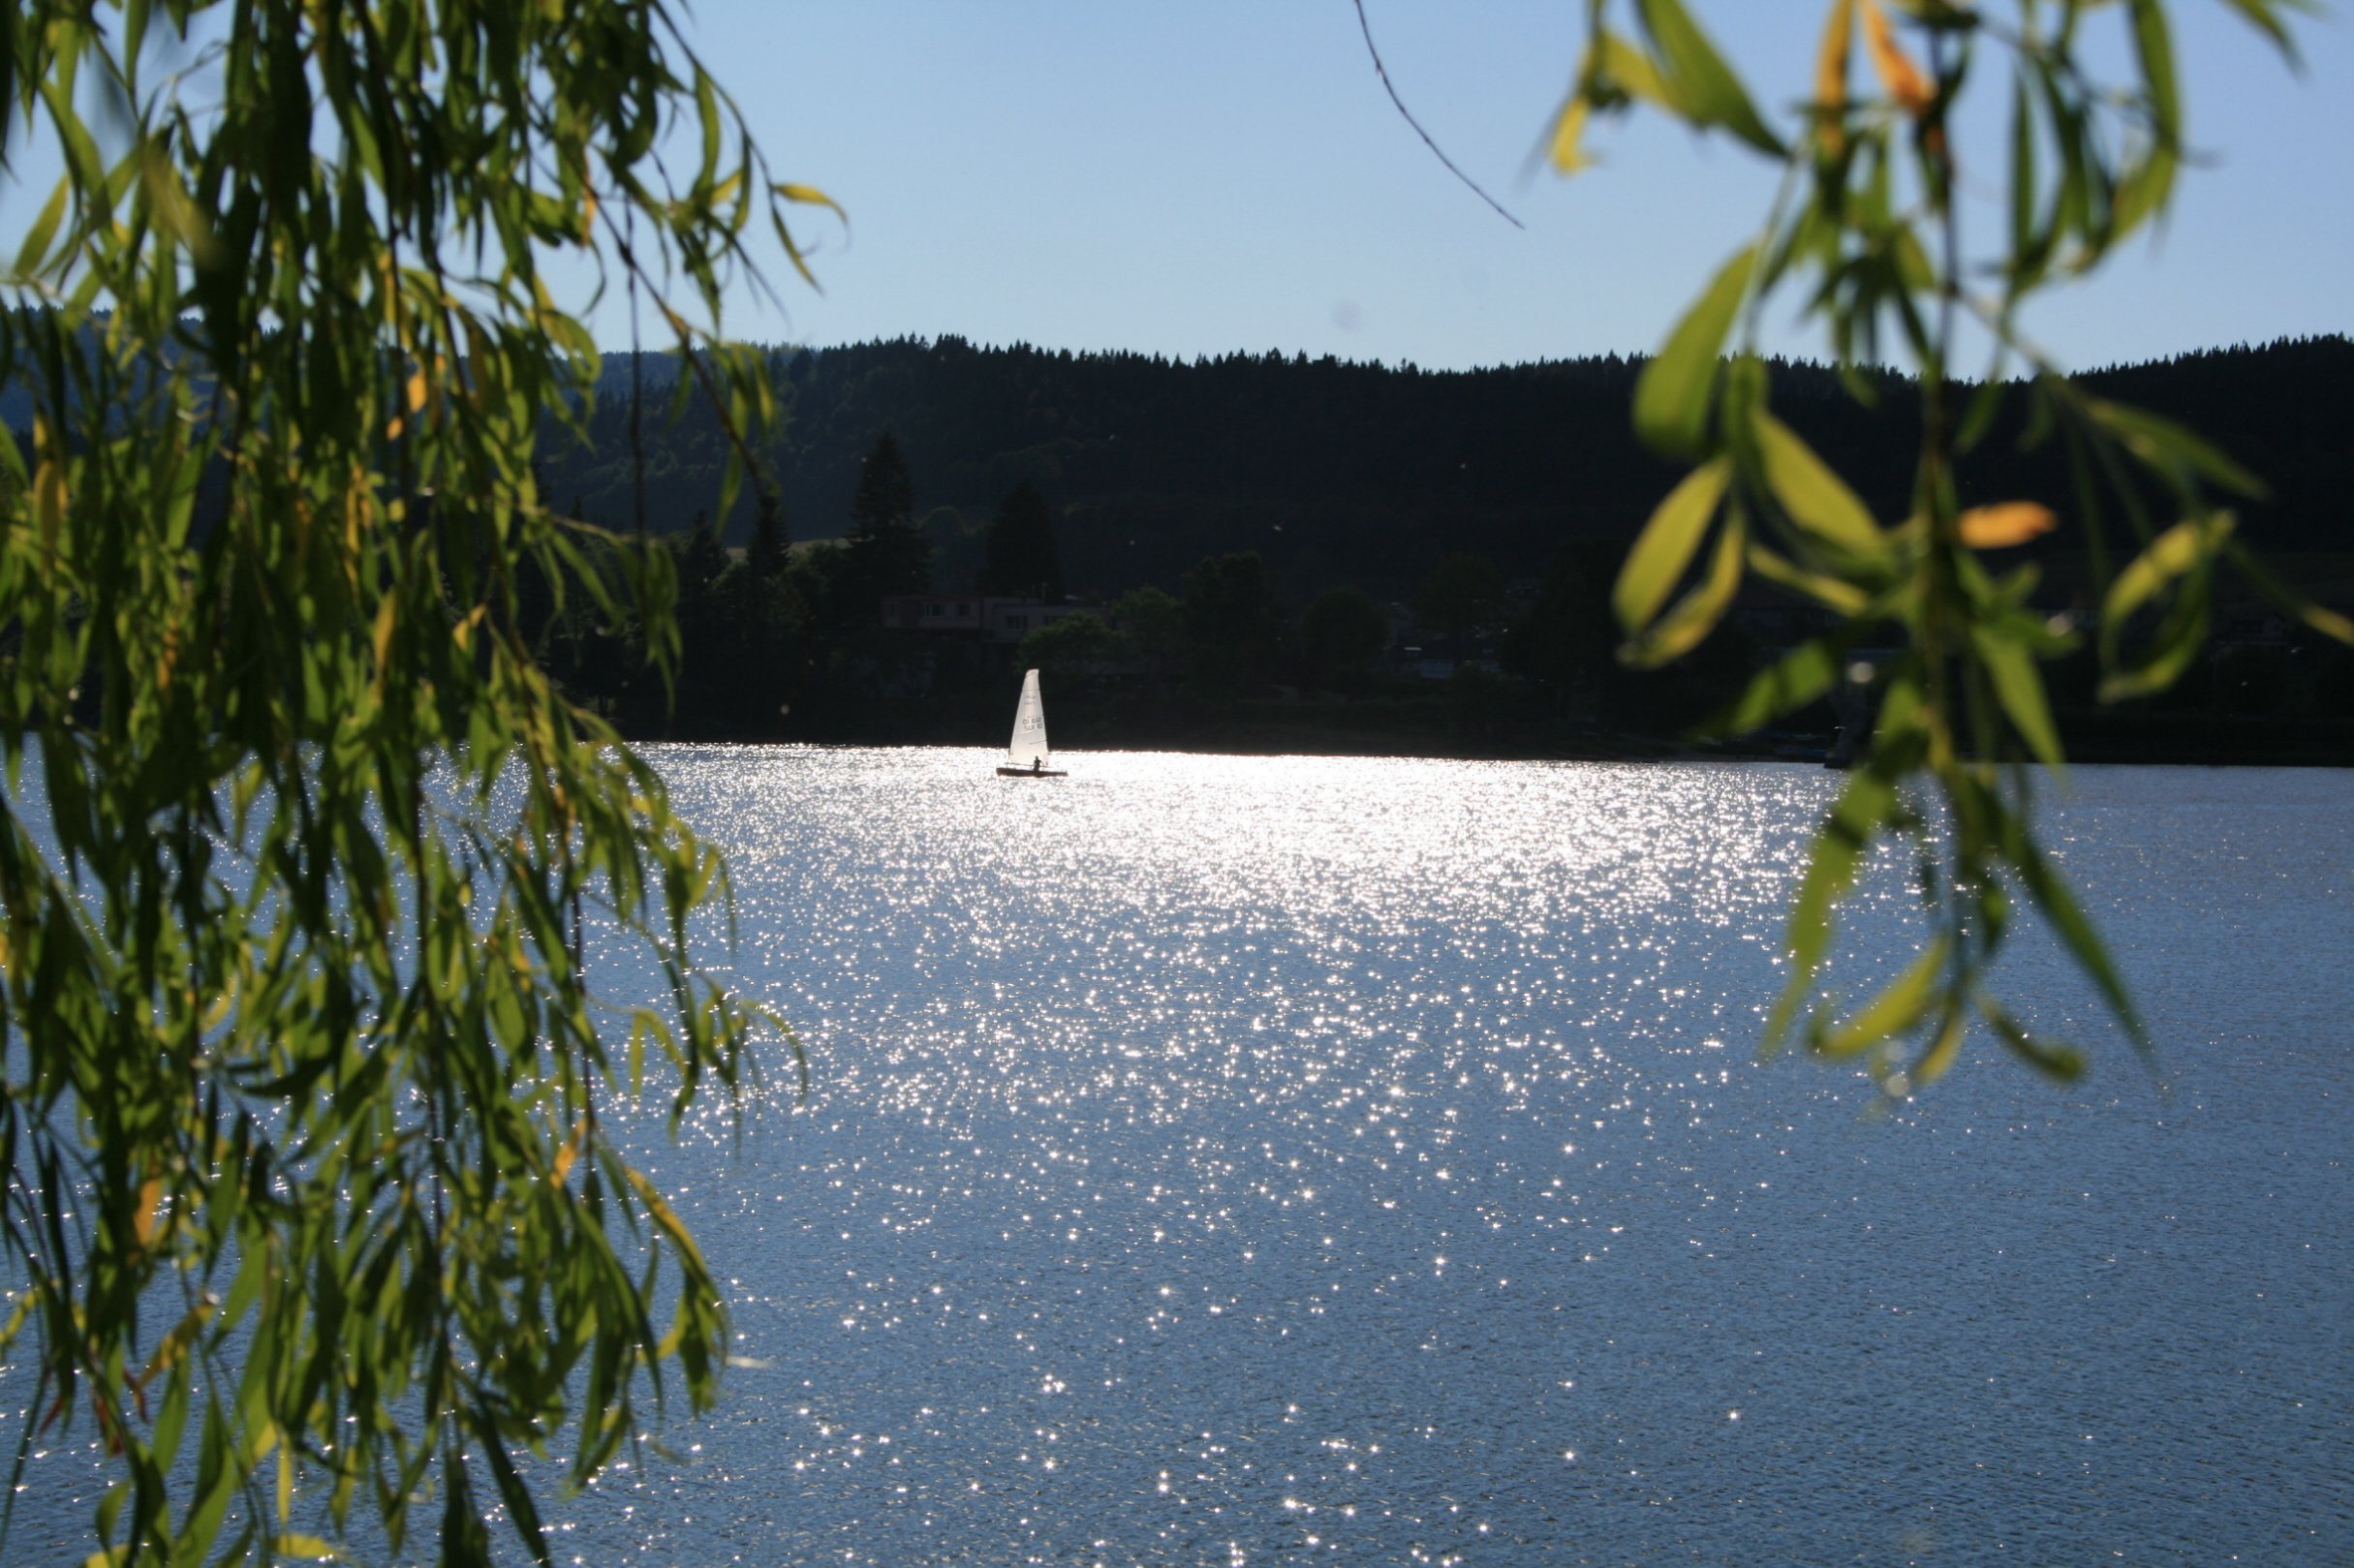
[{"xmin": 11, "ymin": 751, "xmax": 2352, "ymax": 1564}]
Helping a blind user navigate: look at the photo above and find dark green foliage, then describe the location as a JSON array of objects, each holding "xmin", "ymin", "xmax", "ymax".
[
  {"xmin": 981, "ymin": 478, "xmax": 1065, "ymax": 599},
  {"xmin": 1018, "ymin": 611, "xmax": 1116, "ymax": 682},
  {"xmin": 1505, "ymin": 542, "xmax": 1621, "ymax": 713},
  {"xmin": 852, "ymin": 429, "xmax": 916, "ymax": 533},
  {"xmin": 748, "ymin": 486, "xmax": 790, "ymax": 579},
  {"xmin": 0, "ymin": 5, "xmax": 826, "ymax": 1564},
  {"xmin": 1552, "ymin": 0, "xmax": 2346, "ymax": 1095},
  {"xmin": 845, "ymin": 431, "xmax": 930, "ymax": 598},
  {"xmin": 530, "ymin": 335, "xmax": 2353, "ymax": 613},
  {"xmin": 1111, "ymin": 586, "xmax": 1187, "ymax": 679},
  {"xmin": 1414, "ymin": 553, "xmax": 1506, "ymax": 651},
  {"xmin": 1183, "ymin": 552, "xmax": 1280, "ymax": 693},
  {"xmin": 1300, "ymin": 586, "xmax": 1391, "ymax": 691}
]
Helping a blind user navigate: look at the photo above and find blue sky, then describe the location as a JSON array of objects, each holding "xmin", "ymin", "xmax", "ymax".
[
  {"xmin": 1, "ymin": 2, "xmax": 2344, "ymax": 374},
  {"xmin": 651, "ymin": 0, "xmax": 2353, "ymax": 373}
]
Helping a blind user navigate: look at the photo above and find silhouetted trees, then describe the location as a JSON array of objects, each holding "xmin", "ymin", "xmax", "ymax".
[
  {"xmin": 1415, "ymin": 553, "xmax": 1505, "ymax": 654},
  {"xmin": 533, "ymin": 335, "xmax": 2351, "ymax": 618},
  {"xmin": 1182, "ymin": 552, "xmax": 1279, "ymax": 693},
  {"xmin": 980, "ymin": 478, "xmax": 1063, "ymax": 599},
  {"xmin": 1300, "ymin": 586, "xmax": 1390, "ymax": 692},
  {"xmin": 1017, "ymin": 611, "xmax": 1114, "ymax": 682},
  {"xmin": 845, "ymin": 431, "xmax": 930, "ymax": 597},
  {"xmin": 1505, "ymin": 542, "xmax": 1621, "ymax": 716},
  {"xmin": 1110, "ymin": 586, "xmax": 1186, "ymax": 680},
  {"xmin": 747, "ymin": 486, "xmax": 789, "ymax": 580}
]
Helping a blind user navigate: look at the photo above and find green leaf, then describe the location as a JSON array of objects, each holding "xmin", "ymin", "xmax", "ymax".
[
  {"xmin": 696, "ymin": 70, "xmax": 722, "ymax": 187},
  {"xmin": 1621, "ymin": 506, "xmax": 1746, "ymax": 668},
  {"xmin": 1911, "ymin": 1002, "xmax": 1969, "ymax": 1089},
  {"xmin": 2000, "ymin": 823, "xmax": 2149, "ymax": 1057},
  {"xmin": 1970, "ymin": 625, "xmax": 2065, "ymax": 769},
  {"xmin": 1633, "ymin": 0, "xmax": 1786, "ymax": 156},
  {"xmin": 2222, "ymin": 539, "xmax": 2354, "ymax": 646},
  {"xmin": 1705, "ymin": 631, "xmax": 1850, "ymax": 737},
  {"xmin": 1614, "ymin": 457, "xmax": 1730, "ymax": 632},
  {"xmin": 2008, "ymin": 72, "xmax": 2041, "ymax": 287},
  {"xmin": 14, "ymin": 176, "xmax": 71, "ymax": 277},
  {"xmin": 2088, "ymin": 400, "xmax": 2266, "ymax": 498},
  {"xmin": 1752, "ymin": 409, "xmax": 1882, "ymax": 554},
  {"xmin": 2101, "ymin": 512, "xmax": 2233, "ymax": 630},
  {"xmin": 2100, "ymin": 586, "xmax": 2211, "ymax": 703},
  {"xmin": 1634, "ymin": 245, "xmax": 1756, "ymax": 458},
  {"xmin": 2127, "ymin": 0, "xmax": 2181, "ymax": 137},
  {"xmin": 1818, "ymin": 937, "xmax": 1950, "ymax": 1060},
  {"xmin": 1768, "ymin": 758, "xmax": 1899, "ymax": 1052},
  {"xmin": 1591, "ymin": 31, "xmax": 1674, "ymax": 108},
  {"xmin": 2215, "ymin": 0, "xmax": 2309, "ymax": 65},
  {"xmin": 1745, "ymin": 540, "xmax": 1873, "ymax": 615},
  {"xmin": 1980, "ymin": 998, "xmax": 2087, "ymax": 1083}
]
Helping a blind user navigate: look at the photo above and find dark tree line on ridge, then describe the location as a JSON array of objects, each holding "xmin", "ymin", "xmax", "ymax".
[
  {"xmin": 511, "ymin": 333, "xmax": 2353, "ymax": 752},
  {"xmin": 538, "ymin": 333, "xmax": 2354, "ymax": 606}
]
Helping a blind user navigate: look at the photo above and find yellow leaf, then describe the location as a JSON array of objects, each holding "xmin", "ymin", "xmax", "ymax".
[
  {"xmin": 552, "ymin": 1115, "xmax": 587, "ymax": 1187},
  {"xmin": 202, "ymin": 976, "xmax": 236, "ymax": 1032},
  {"xmin": 773, "ymin": 181, "xmax": 845, "ymax": 219},
  {"xmin": 1861, "ymin": 0, "xmax": 1933, "ymax": 116},
  {"xmin": 384, "ymin": 415, "xmax": 403, "ymax": 441},
  {"xmin": 405, "ymin": 371, "xmax": 427, "ymax": 413},
  {"xmin": 1957, "ymin": 502, "xmax": 2056, "ymax": 548},
  {"xmin": 1815, "ymin": 0, "xmax": 1855, "ymax": 152},
  {"xmin": 135, "ymin": 1175, "xmax": 165, "ymax": 1247},
  {"xmin": 1550, "ymin": 96, "xmax": 1594, "ymax": 174},
  {"xmin": 371, "ymin": 595, "xmax": 397, "ymax": 683}
]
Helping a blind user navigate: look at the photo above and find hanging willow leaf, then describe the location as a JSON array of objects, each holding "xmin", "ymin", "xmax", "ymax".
[
  {"xmin": 1970, "ymin": 625, "xmax": 2066, "ymax": 768},
  {"xmin": 1752, "ymin": 409, "xmax": 1884, "ymax": 555},
  {"xmin": 1614, "ymin": 457, "xmax": 1731, "ymax": 633},
  {"xmin": 1956, "ymin": 502, "xmax": 2056, "ymax": 548},
  {"xmin": 1704, "ymin": 630, "xmax": 1854, "ymax": 737},
  {"xmin": 2222, "ymin": 540, "xmax": 2354, "ymax": 646},
  {"xmin": 1620, "ymin": 506, "xmax": 1747, "ymax": 668},
  {"xmin": 1634, "ymin": 244, "xmax": 1756, "ymax": 458},
  {"xmin": 1543, "ymin": 0, "xmax": 2314, "ymax": 1104},
  {"xmin": 2102, "ymin": 512, "xmax": 2235, "ymax": 630},
  {"xmin": 1816, "ymin": 937, "xmax": 1949, "ymax": 1059},
  {"xmin": 1634, "ymin": 0, "xmax": 1786, "ymax": 155},
  {"xmin": 0, "ymin": 5, "xmax": 810, "ymax": 1566},
  {"xmin": 2086, "ymin": 400, "xmax": 2266, "ymax": 498}
]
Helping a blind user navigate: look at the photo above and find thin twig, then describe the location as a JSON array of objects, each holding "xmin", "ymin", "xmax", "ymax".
[{"xmin": 1350, "ymin": 0, "xmax": 1525, "ymax": 230}]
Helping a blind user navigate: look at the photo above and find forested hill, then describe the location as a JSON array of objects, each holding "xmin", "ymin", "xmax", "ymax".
[{"xmin": 453, "ymin": 330, "xmax": 2354, "ymax": 599}]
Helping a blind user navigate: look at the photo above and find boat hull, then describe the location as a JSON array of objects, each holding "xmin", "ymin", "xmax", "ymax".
[{"xmin": 996, "ymin": 767, "xmax": 1068, "ymax": 778}]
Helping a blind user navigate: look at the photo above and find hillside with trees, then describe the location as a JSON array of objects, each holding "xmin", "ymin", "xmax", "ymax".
[
  {"xmin": 543, "ymin": 334, "xmax": 2354, "ymax": 601},
  {"xmin": 511, "ymin": 334, "xmax": 2354, "ymax": 760}
]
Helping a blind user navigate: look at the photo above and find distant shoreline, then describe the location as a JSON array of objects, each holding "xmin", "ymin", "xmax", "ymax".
[{"xmin": 623, "ymin": 718, "xmax": 2354, "ymax": 770}]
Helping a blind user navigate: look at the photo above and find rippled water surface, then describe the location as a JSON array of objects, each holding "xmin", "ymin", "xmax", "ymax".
[{"xmin": 16, "ymin": 752, "xmax": 2354, "ymax": 1564}]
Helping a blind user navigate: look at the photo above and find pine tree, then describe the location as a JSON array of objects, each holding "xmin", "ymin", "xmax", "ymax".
[
  {"xmin": 846, "ymin": 431, "xmax": 929, "ymax": 597},
  {"xmin": 749, "ymin": 485, "xmax": 790, "ymax": 579},
  {"xmin": 979, "ymin": 477, "xmax": 1063, "ymax": 599}
]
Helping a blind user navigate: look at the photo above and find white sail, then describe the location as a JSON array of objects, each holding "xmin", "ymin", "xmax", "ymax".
[{"xmin": 1007, "ymin": 667, "xmax": 1051, "ymax": 769}]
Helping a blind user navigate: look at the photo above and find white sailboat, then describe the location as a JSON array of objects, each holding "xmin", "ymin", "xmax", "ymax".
[{"xmin": 996, "ymin": 667, "xmax": 1067, "ymax": 778}]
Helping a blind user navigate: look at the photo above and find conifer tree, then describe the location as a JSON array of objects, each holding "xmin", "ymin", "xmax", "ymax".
[
  {"xmin": 980, "ymin": 477, "xmax": 1064, "ymax": 599},
  {"xmin": 749, "ymin": 485, "xmax": 790, "ymax": 579},
  {"xmin": 847, "ymin": 431, "xmax": 930, "ymax": 596}
]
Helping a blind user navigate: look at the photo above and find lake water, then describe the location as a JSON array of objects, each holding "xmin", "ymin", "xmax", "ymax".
[{"xmin": 10, "ymin": 751, "xmax": 2352, "ymax": 1564}]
